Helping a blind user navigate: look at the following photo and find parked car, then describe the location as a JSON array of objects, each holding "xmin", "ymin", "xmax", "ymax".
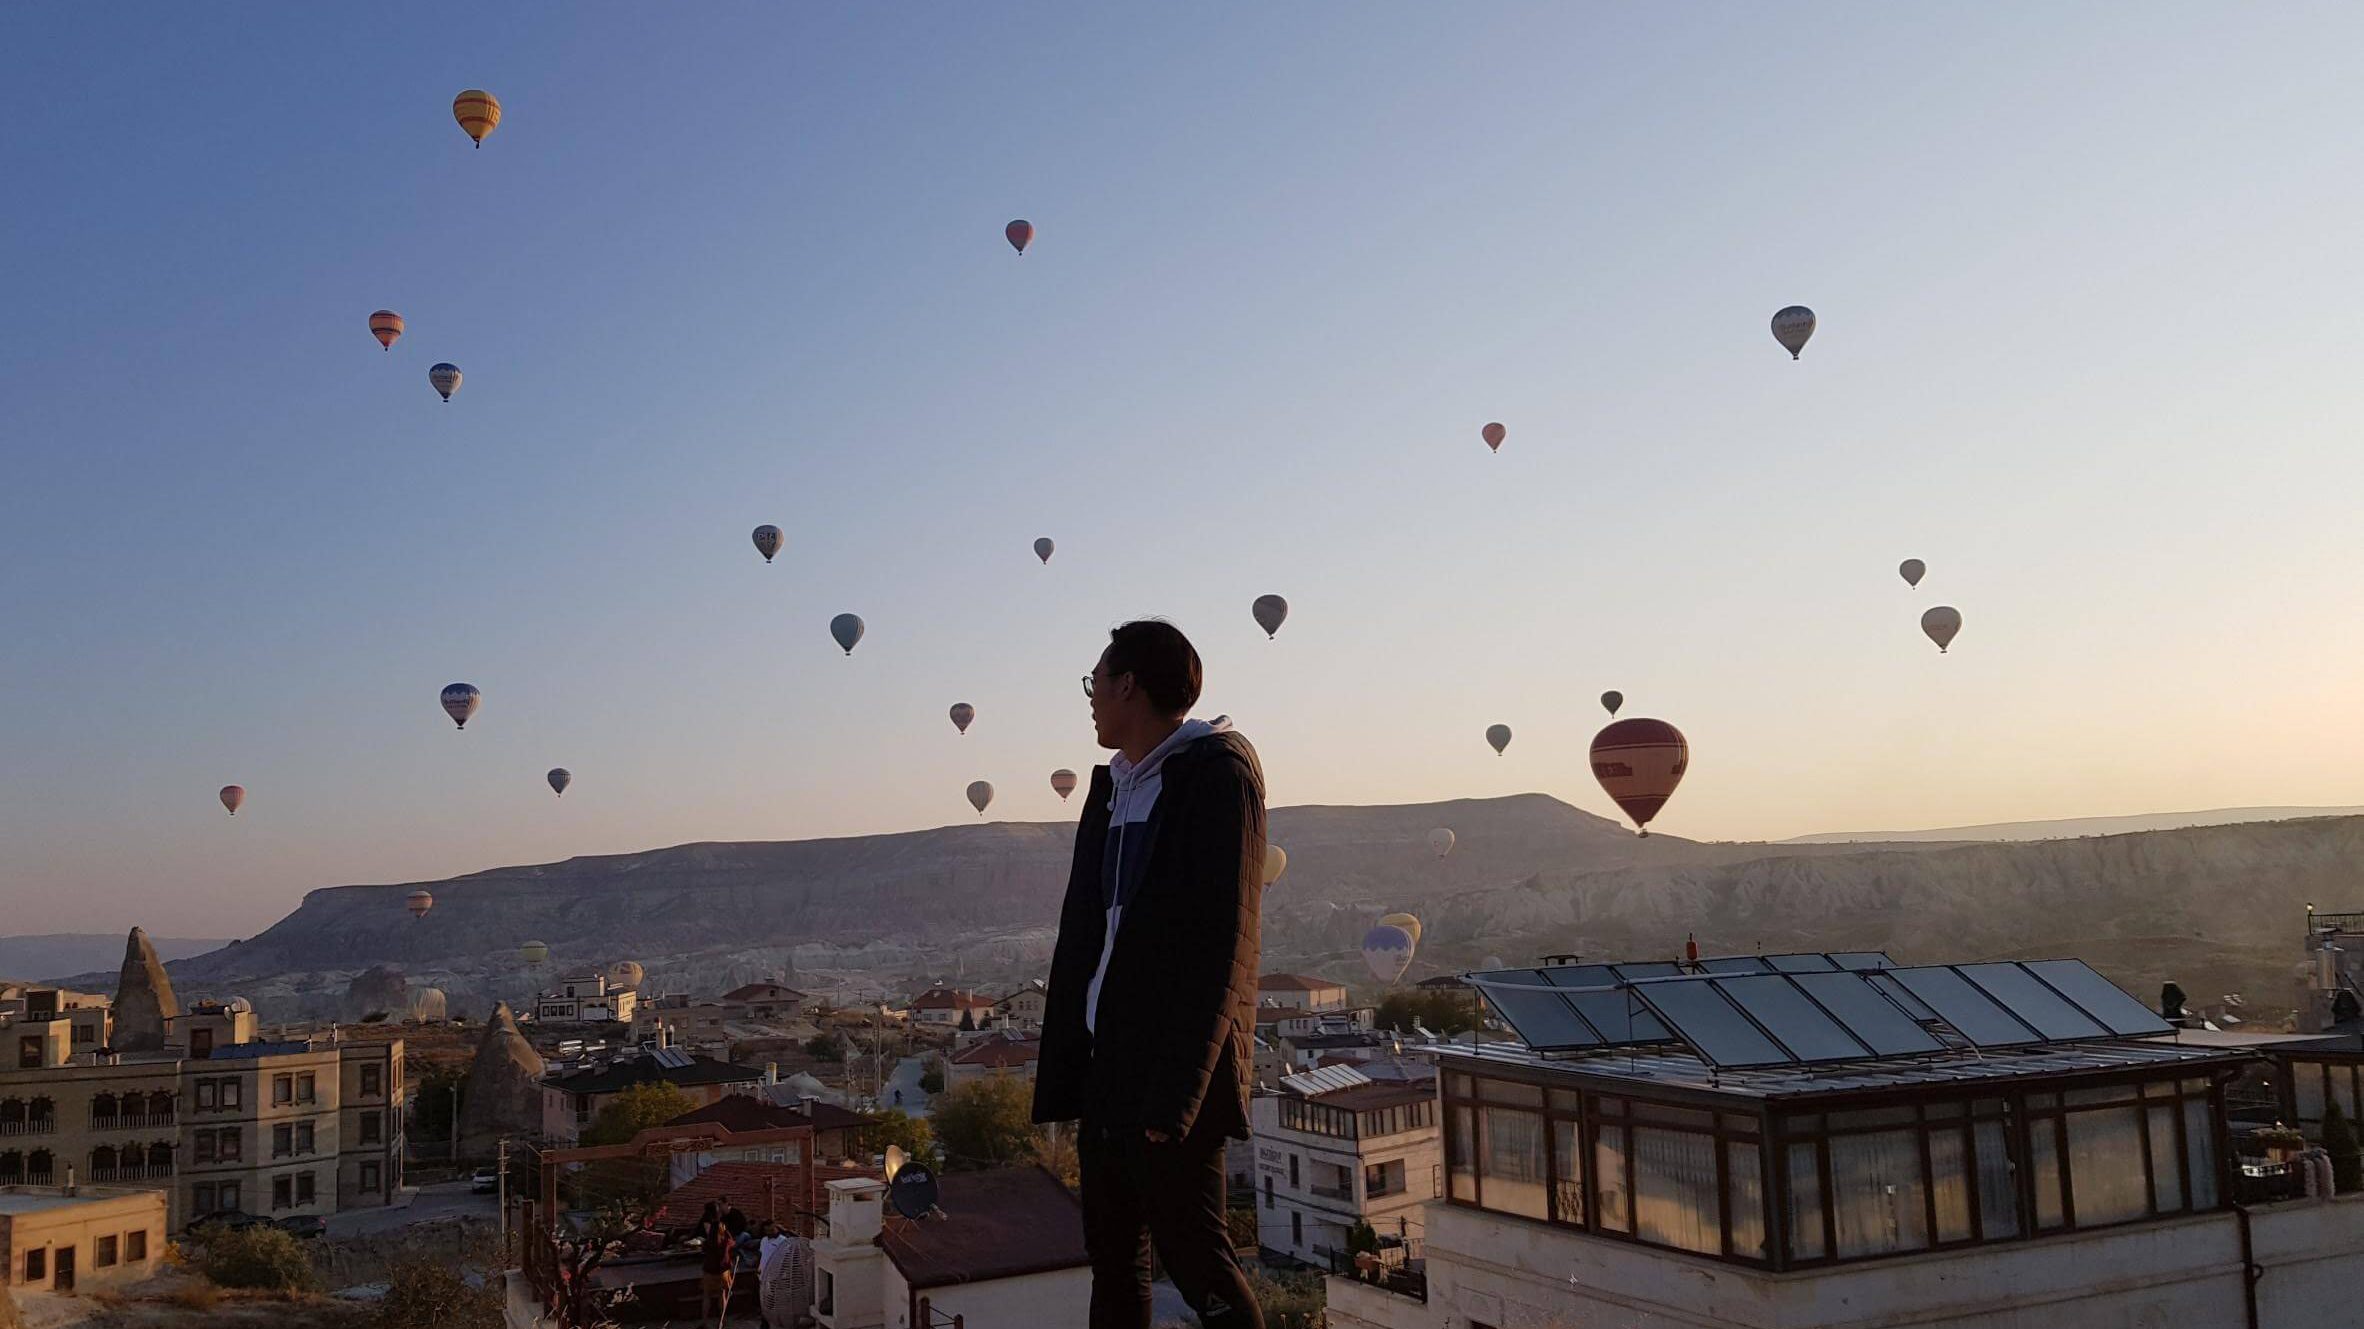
[
  {"xmin": 471, "ymin": 1167, "xmax": 499, "ymax": 1194},
  {"xmin": 275, "ymin": 1214, "xmax": 328, "ymax": 1240}
]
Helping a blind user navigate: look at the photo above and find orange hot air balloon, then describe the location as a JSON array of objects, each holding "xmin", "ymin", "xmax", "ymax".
[
  {"xmin": 219, "ymin": 785, "xmax": 246, "ymax": 816},
  {"xmin": 369, "ymin": 310, "xmax": 404, "ymax": 351},
  {"xmin": 1482, "ymin": 422, "xmax": 1505, "ymax": 452},
  {"xmin": 453, "ymin": 90, "xmax": 501, "ymax": 147},
  {"xmin": 1590, "ymin": 717, "xmax": 1688, "ymax": 836},
  {"xmin": 406, "ymin": 888, "xmax": 434, "ymax": 920},
  {"xmin": 1005, "ymin": 220, "xmax": 1034, "ymax": 255}
]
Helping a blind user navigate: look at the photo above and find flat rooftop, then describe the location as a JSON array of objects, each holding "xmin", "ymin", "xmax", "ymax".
[{"xmin": 0, "ymin": 1186, "xmax": 157, "ymax": 1216}]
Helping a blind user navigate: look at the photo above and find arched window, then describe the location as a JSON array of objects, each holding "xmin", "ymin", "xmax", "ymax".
[
  {"xmin": 90, "ymin": 1092, "xmax": 119, "ymax": 1122},
  {"xmin": 27, "ymin": 1097, "xmax": 53, "ymax": 1125},
  {"xmin": 0, "ymin": 1097, "xmax": 23, "ymax": 1125},
  {"xmin": 0, "ymin": 1150, "xmax": 21, "ymax": 1181},
  {"xmin": 89, "ymin": 1145, "xmax": 117, "ymax": 1174},
  {"xmin": 148, "ymin": 1090, "xmax": 175, "ymax": 1118},
  {"xmin": 27, "ymin": 1149, "xmax": 53, "ymax": 1181},
  {"xmin": 148, "ymin": 1141, "xmax": 173, "ymax": 1167},
  {"xmin": 120, "ymin": 1143, "xmax": 145, "ymax": 1169}
]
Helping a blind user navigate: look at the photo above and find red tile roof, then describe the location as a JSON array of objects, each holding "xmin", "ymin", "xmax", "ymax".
[
  {"xmin": 657, "ymin": 1160, "xmax": 881, "ymax": 1233},
  {"xmin": 1259, "ymin": 974, "xmax": 1344, "ymax": 992},
  {"xmin": 721, "ymin": 982, "xmax": 809, "ymax": 1003},
  {"xmin": 876, "ymin": 1166, "xmax": 1088, "ymax": 1289},
  {"xmin": 667, "ymin": 1092, "xmax": 870, "ymax": 1135},
  {"xmin": 948, "ymin": 1036, "xmax": 1041, "ymax": 1069},
  {"xmin": 911, "ymin": 987, "xmax": 992, "ymax": 1010}
]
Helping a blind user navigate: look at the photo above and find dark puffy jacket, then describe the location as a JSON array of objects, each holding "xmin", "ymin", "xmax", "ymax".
[{"xmin": 1031, "ymin": 729, "xmax": 1265, "ymax": 1140}]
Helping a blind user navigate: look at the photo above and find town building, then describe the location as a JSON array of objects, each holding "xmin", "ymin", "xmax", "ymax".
[
  {"xmin": 1278, "ymin": 1029, "xmax": 1394, "ymax": 1071},
  {"xmin": 0, "ymin": 1184, "xmax": 167, "ymax": 1294},
  {"xmin": 539, "ymin": 1044, "xmax": 765, "ymax": 1144},
  {"xmin": 1255, "ymin": 1005, "xmax": 1378, "ymax": 1041},
  {"xmin": 1250, "ymin": 1064, "xmax": 1439, "ymax": 1270},
  {"xmin": 814, "ymin": 1166, "xmax": 1089, "ymax": 1329},
  {"xmin": 944, "ymin": 1032, "xmax": 1041, "ymax": 1089},
  {"xmin": 1323, "ymin": 950, "xmax": 2364, "ymax": 1329},
  {"xmin": 667, "ymin": 1091, "xmax": 872, "ymax": 1163},
  {"xmin": 1261, "ymin": 973, "xmax": 1350, "ymax": 1014},
  {"xmin": 908, "ymin": 987, "xmax": 994, "ymax": 1029},
  {"xmin": 989, "ymin": 980, "xmax": 1047, "ymax": 1031},
  {"xmin": 532, "ymin": 973, "xmax": 637, "ymax": 1026},
  {"xmin": 719, "ymin": 981, "xmax": 811, "ymax": 1022},
  {"xmin": 0, "ymin": 990, "xmax": 401, "ymax": 1230}
]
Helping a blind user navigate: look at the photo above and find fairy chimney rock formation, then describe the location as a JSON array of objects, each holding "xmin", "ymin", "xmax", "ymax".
[
  {"xmin": 458, "ymin": 1002, "xmax": 547, "ymax": 1152},
  {"xmin": 112, "ymin": 927, "xmax": 181, "ymax": 1053}
]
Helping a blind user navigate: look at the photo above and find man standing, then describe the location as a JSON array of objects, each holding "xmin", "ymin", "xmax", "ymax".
[{"xmin": 1035, "ymin": 620, "xmax": 1266, "ymax": 1329}]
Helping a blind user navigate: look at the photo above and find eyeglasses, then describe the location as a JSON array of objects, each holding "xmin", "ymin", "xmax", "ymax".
[{"xmin": 1081, "ymin": 675, "xmax": 1096, "ymax": 699}]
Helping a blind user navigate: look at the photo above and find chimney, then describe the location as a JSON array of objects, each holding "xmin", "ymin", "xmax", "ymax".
[{"xmin": 766, "ymin": 1062, "xmax": 779, "ymax": 1086}]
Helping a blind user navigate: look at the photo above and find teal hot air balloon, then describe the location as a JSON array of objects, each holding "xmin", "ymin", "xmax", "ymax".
[
  {"xmin": 830, "ymin": 613, "xmax": 865, "ymax": 655},
  {"xmin": 428, "ymin": 363, "xmax": 462, "ymax": 401}
]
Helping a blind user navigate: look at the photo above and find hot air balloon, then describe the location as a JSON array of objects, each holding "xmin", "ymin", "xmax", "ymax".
[
  {"xmin": 1252, "ymin": 595, "xmax": 1289, "ymax": 639},
  {"xmin": 1051, "ymin": 769, "xmax": 1079, "ymax": 801},
  {"xmin": 1363, "ymin": 923, "xmax": 1416, "ymax": 984},
  {"xmin": 1601, "ymin": 691, "xmax": 1623, "ymax": 717},
  {"xmin": 1482, "ymin": 422, "xmax": 1506, "ymax": 453},
  {"xmin": 520, "ymin": 941, "xmax": 548, "ymax": 968},
  {"xmin": 547, "ymin": 768, "xmax": 571, "ymax": 797},
  {"xmin": 368, "ymin": 310, "xmax": 404, "ymax": 351},
  {"xmin": 406, "ymin": 889, "xmax": 434, "ymax": 920},
  {"xmin": 1921, "ymin": 606, "xmax": 1962, "ymax": 653},
  {"xmin": 429, "ymin": 363, "xmax": 462, "ymax": 401},
  {"xmin": 440, "ymin": 683, "xmax": 481, "ymax": 730},
  {"xmin": 1262, "ymin": 844, "xmax": 1288, "ymax": 885},
  {"xmin": 1428, "ymin": 828, "xmax": 1456, "ymax": 859},
  {"xmin": 1034, "ymin": 537, "xmax": 1055, "ymax": 565},
  {"xmin": 830, "ymin": 613, "xmax": 866, "ymax": 655},
  {"xmin": 1006, "ymin": 220, "xmax": 1034, "ymax": 255},
  {"xmin": 1590, "ymin": 717, "xmax": 1689, "ymax": 836},
  {"xmin": 1485, "ymin": 724, "xmax": 1512, "ymax": 755},
  {"xmin": 753, "ymin": 526, "xmax": 784, "ymax": 563},
  {"xmin": 966, "ymin": 781, "xmax": 994, "ymax": 816},
  {"xmin": 219, "ymin": 785, "xmax": 245, "ymax": 816},
  {"xmin": 608, "ymin": 960, "xmax": 645, "ymax": 991},
  {"xmin": 1771, "ymin": 306, "xmax": 1816, "ymax": 359},
  {"xmin": 1380, "ymin": 912, "xmax": 1424, "ymax": 948},
  {"xmin": 950, "ymin": 703, "xmax": 975, "ymax": 735},
  {"xmin": 1899, "ymin": 558, "xmax": 1926, "ymax": 588},
  {"xmin": 453, "ymin": 89, "xmax": 501, "ymax": 147}
]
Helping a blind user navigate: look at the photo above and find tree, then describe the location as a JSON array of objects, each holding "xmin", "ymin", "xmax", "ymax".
[
  {"xmin": 919, "ymin": 1064, "xmax": 945, "ymax": 1096},
  {"xmin": 1346, "ymin": 1219, "xmax": 1379, "ymax": 1255},
  {"xmin": 2326, "ymin": 1099, "xmax": 2363, "ymax": 1193},
  {"xmin": 411, "ymin": 1066, "xmax": 467, "ymax": 1144},
  {"xmin": 857, "ymin": 1109, "xmax": 937, "ymax": 1165},
  {"xmin": 580, "ymin": 1082, "xmax": 696, "ymax": 1147},
  {"xmin": 1247, "ymin": 1267, "xmax": 1325, "ymax": 1329},
  {"xmin": 957, "ymin": 1008, "xmax": 977, "ymax": 1032},
  {"xmin": 806, "ymin": 1032, "xmax": 847, "ymax": 1062},
  {"xmin": 376, "ymin": 1257, "xmax": 504, "ymax": 1329},
  {"xmin": 1030, "ymin": 1124, "xmax": 1080, "ymax": 1192},
  {"xmin": 931, "ymin": 1076, "xmax": 1039, "ymax": 1170}
]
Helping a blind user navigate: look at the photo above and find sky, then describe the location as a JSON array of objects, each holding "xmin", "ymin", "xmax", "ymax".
[{"xmin": 6, "ymin": 5, "xmax": 2364, "ymax": 937}]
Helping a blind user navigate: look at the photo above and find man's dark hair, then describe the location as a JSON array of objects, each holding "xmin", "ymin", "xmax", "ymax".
[{"xmin": 1106, "ymin": 620, "xmax": 1202, "ymax": 715}]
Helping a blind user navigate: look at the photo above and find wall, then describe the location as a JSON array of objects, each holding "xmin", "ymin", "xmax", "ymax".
[
  {"xmin": 1402, "ymin": 1192, "xmax": 2364, "ymax": 1329},
  {"xmin": 0, "ymin": 1190, "xmax": 166, "ymax": 1293},
  {"xmin": 886, "ymin": 1264, "xmax": 1092, "ymax": 1329}
]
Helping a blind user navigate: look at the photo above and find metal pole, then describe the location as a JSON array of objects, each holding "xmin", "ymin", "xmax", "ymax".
[
  {"xmin": 451, "ymin": 1082, "xmax": 461, "ymax": 1161},
  {"xmin": 497, "ymin": 1136, "xmax": 509, "ymax": 1260}
]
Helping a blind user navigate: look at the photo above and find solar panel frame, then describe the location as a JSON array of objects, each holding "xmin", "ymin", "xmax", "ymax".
[
  {"xmin": 1789, "ymin": 970, "xmax": 1945, "ymax": 1056},
  {"xmin": 1711, "ymin": 974, "xmax": 1874, "ymax": 1063},
  {"xmin": 1766, "ymin": 954, "xmax": 1840, "ymax": 973},
  {"xmin": 1467, "ymin": 968, "xmax": 1602, "ymax": 1051},
  {"xmin": 1865, "ymin": 972, "xmax": 1939, "ymax": 1022},
  {"xmin": 1956, "ymin": 963, "xmax": 2107, "ymax": 1041},
  {"xmin": 1633, "ymin": 979, "xmax": 1792, "ymax": 1068},
  {"xmin": 1830, "ymin": 952, "xmax": 1896, "ymax": 972},
  {"xmin": 1541, "ymin": 966, "xmax": 1675, "ymax": 1043},
  {"xmin": 1890, "ymin": 966, "xmax": 2044, "ymax": 1047},
  {"xmin": 2022, "ymin": 959, "xmax": 2174, "ymax": 1037},
  {"xmin": 1698, "ymin": 957, "xmax": 1772, "ymax": 975},
  {"xmin": 1611, "ymin": 961, "xmax": 1683, "ymax": 980}
]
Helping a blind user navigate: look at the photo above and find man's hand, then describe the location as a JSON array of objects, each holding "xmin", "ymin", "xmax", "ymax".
[{"xmin": 1144, "ymin": 1128, "xmax": 1170, "ymax": 1144}]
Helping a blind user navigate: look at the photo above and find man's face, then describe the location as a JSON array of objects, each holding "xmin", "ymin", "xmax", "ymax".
[{"xmin": 1088, "ymin": 647, "xmax": 1129, "ymax": 749}]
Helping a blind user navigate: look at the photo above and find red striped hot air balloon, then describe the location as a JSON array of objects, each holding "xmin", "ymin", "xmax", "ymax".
[
  {"xmin": 1590, "ymin": 717, "xmax": 1688, "ymax": 836},
  {"xmin": 1050, "ymin": 769, "xmax": 1078, "ymax": 801},
  {"xmin": 368, "ymin": 310, "xmax": 404, "ymax": 350},
  {"xmin": 453, "ymin": 89, "xmax": 501, "ymax": 147}
]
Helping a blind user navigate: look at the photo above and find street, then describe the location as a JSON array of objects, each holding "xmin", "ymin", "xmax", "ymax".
[
  {"xmin": 325, "ymin": 1179, "xmax": 498, "ymax": 1239},
  {"xmin": 884, "ymin": 1053, "xmax": 933, "ymax": 1118}
]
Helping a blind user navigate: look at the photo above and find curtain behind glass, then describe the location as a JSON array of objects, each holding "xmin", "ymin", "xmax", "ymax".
[
  {"xmin": 1785, "ymin": 1143, "xmax": 1825, "ymax": 1261},
  {"xmin": 1449, "ymin": 1105, "xmax": 1475, "ymax": 1202},
  {"xmin": 1596, "ymin": 1124, "xmax": 1631, "ymax": 1232},
  {"xmin": 1829, "ymin": 1129, "xmax": 1929, "ymax": 1258},
  {"xmin": 1551, "ymin": 1119, "xmax": 1585, "ymax": 1226},
  {"xmin": 1482, "ymin": 1106, "xmax": 1549, "ymax": 1219},
  {"xmin": 2031, "ymin": 1121, "xmax": 2065, "ymax": 1231},
  {"xmin": 2066, "ymin": 1107, "xmax": 2148, "ymax": 1226},
  {"xmin": 2147, "ymin": 1105, "xmax": 2184, "ymax": 1213},
  {"xmin": 1728, "ymin": 1141, "xmax": 1765, "ymax": 1260},
  {"xmin": 1974, "ymin": 1119, "xmax": 2020, "ymax": 1240},
  {"xmin": 1927, "ymin": 1126, "xmax": 1972, "ymax": 1243},
  {"xmin": 1633, "ymin": 1126, "xmax": 1719, "ymax": 1255},
  {"xmin": 2185, "ymin": 1098, "xmax": 2218, "ymax": 1209}
]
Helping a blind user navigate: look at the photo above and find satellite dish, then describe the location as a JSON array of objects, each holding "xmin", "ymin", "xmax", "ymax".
[{"xmin": 887, "ymin": 1162, "xmax": 939, "ymax": 1220}]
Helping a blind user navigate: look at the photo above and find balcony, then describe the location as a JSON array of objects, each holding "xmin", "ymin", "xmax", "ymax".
[
  {"xmin": 0, "ymin": 1119, "xmax": 57, "ymax": 1137},
  {"xmin": 0, "ymin": 1172, "xmax": 57, "ymax": 1187},
  {"xmin": 1309, "ymin": 1180, "xmax": 1355, "ymax": 1202},
  {"xmin": 91, "ymin": 1113, "xmax": 175, "ymax": 1132},
  {"xmin": 89, "ymin": 1165, "xmax": 174, "ymax": 1183}
]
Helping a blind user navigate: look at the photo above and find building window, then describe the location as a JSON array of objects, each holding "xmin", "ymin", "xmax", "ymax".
[
  {"xmin": 1263, "ymin": 1176, "xmax": 1272, "ymax": 1209},
  {"xmin": 219, "ymin": 1128, "xmax": 241, "ymax": 1162},
  {"xmin": 274, "ymin": 1177, "xmax": 292, "ymax": 1211},
  {"xmin": 361, "ymin": 1111, "xmax": 382, "ymax": 1145},
  {"xmin": 296, "ymin": 1073, "xmax": 315, "ymax": 1104},
  {"xmin": 297, "ymin": 1172, "xmax": 315, "ymax": 1205},
  {"xmin": 18, "ymin": 1036, "xmax": 41, "ymax": 1069},
  {"xmin": 1288, "ymin": 1154, "xmax": 1298, "ymax": 1188},
  {"xmin": 193, "ymin": 1183, "xmax": 217, "ymax": 1214},
  {"xmin": 1829, "ymin": 1126, "xmax": 1928, "ymax": 1258},
  {"xmin": 126, "ymin": 1231, "xmax": 147, "ymax": 1262},
  {"xmin": 296, "ymin": 1122, "xmax": 314, "ymax": 1155},
  {"xmin": 196, "ymin": 1081, "xmax": 217, "ymax": 1110},
  {"xmin": 361, "ymin": 1064, "xmax": 382, "ymax": 1097},
  {"xmin": 95, "ymin": 1235, "xmax": 117, "ymax": 1268},
  {"xmin": 195, "ymin": 1133, "xmax": 216, "ymax": 1164},
  {"xmin": 221, "ymin": 1079, "xmax": 240, "ymax": 1109},
  {"xmin": 273, "ymin": 1075, "xmax": 293, "ymax": 1106},
  {"xmin": 220, "ymin": 1181, "xmax": 240, "ymax": 1212},
  {"xmin": 274, "ymin": 1124, "xmax": 293, "ymax": 1158},
  {"xmin": 24, "ymin": 1248, "xmax": 44, "ymax": 1283},
  {"xmin": 360, "ymin": 1161, "xmax": 381, "ymax": 1193}
]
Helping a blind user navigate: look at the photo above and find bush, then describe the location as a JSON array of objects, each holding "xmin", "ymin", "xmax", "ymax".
[
  {"xmin": 1248, "ymin": 1267, "xmax": 1325, "ymax": 1329},
  {"xmin": 918, "ymin": 1065, "xmax": 945, "ymax": 1096},
  {"xmin": 806, "ymin": 1033, "xmax": 847, "ymax": 1062},
  {"xmin": 1225, "ymin": 1205, "xmax": 1258, "ymax": 1252},
  {"xmin": 580, "ymin": 1082, "xmax": 695, "ymax": 1147},
  {"xmin": 2326, "ymin": 1100, "xmax": 2363, "ymax": 1193},
  {"xmin": 376, "ymin": 1257, "xmax": 504, "ymax": 1329},
  {"xmin": 931, "ymin": 1076, "xmax": 1039, "ymax": 1170},
  {"xmin": 856, "ymin": 1109, "xmax": 938, "ymax": 1166},
  {"xmin": 165, "ymin": 1283, "xmax": 221, "ymax": 1312},
  {"xmin": 196, "ymin": 1224, "xmax": 315, "ymax": 1292}
]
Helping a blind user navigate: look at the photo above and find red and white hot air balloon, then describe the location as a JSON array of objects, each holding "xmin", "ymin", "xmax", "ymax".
[
  {"xmin": 1005, "ymin": 220, "xmax": 1034, "ymax": 255},
  {"xmin": 219, "ymin": 785, "xmax": 246, "ymax": 816},
  {"xmin": 1590, "ymin": 717, "xmax": 1689, "ymax": 836}
]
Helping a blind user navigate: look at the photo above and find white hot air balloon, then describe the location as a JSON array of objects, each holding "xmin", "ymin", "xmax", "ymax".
[
  {"xmin": 440, "ymin": 683, "xmax": 481, "ymax": 729},
  {"xmin": 1429, "ymin": 828, "xmax": 1456, "ymax": 859},
  {"xmin": 830, "ymin": 613, "xmax": 866, "ymax": 655},
  {"xmin": 949, "ymin": 703, "xmax": 975, "ymax": 735},
  {"xmin": 1771, "ymin": 306, "xmax": 1816, "ymax": 359},
  {"xmin": 1363, "ymin": 923, "xmax": 1416, "ymax": 984},
  {"xmin": 753, "ymin": 526, "xmax": 784, "ymax": 563},
  {"xmin": 1921, "ymin": 606, "xmax": 1962, "ymax": 654},
  {"xmin": 1485, "ymin": 724, "xmax": 1512, "ymax": 755},
  {"xmin": 966, "ymin": 781, "xmax": 994, "ymax": 815},
  {"xmin": 1252, "ymin": 595, "xmax": 1289, "ymax": 639},
  {"xmin": 547, "ymin": 768, "xmax": 572, "ymax": 797},
  {"xmin": 1050, "ymin": 769, "xmax": 1079, "ymax": 801},
  {"xmin": 1262, "ymin": 844, "xmax": 1288, "ymax": 885},
  {"xmin": 1034, "ymin": 537, "xmax": 1054, "ymax": 565}
]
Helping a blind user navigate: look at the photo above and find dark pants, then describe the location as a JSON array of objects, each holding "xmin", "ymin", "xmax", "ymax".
[{"xmin": 1079, "ymin": 1116, "xmax": 1263, "ymax": 1329}]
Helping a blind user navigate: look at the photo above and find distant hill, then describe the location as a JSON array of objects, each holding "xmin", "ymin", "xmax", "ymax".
[
  {"xmin": 0, "ymin": 934, "xmax": 231, "ymax": 985},
  {"xmin": 1781, "ymin": 806, "xmax": 2364, "ymax": 844}
]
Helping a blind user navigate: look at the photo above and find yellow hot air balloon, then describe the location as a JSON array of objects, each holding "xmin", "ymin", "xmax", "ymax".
[
  {"xmin": 453, "ymin": 90, "xmax": 502, "ymax": 147},
  {"xmin": 1262, "ymin": 844, "xmax": 1288, "ymax": 885},
  {"xmin": 1380, "ymin": 911, "xmax": 1423, "ymax": 948}
]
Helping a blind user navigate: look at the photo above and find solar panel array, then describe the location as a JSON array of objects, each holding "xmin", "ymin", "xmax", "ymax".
[{"xmin": 1467, "ymin": 955, "xmax": 2171, "ymax": 1069}]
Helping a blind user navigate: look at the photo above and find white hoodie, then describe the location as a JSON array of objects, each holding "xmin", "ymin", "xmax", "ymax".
[{"xmin": 1084, "ymin": 716, "xmax": 1230, "ymax": 1035}]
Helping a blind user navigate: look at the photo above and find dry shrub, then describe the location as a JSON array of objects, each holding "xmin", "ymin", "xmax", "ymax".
[{"xmin": 167, "ymin": 1282, "xmax": 223, "ymax": 1312}]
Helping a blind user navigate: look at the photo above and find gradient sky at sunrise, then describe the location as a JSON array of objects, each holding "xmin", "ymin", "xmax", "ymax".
[{"xmin": 6, "ymin": 4, "xmax": 2364, "ymax": 936}]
